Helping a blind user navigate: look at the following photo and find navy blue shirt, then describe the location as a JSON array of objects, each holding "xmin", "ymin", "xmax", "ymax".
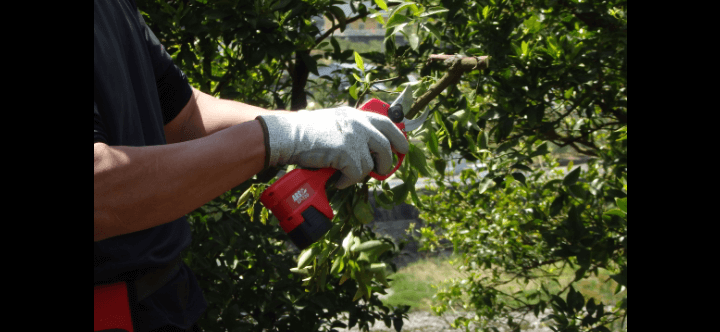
[{"xmin": 94, "ymin": 0, "xmax": 207, "ymax": 330}]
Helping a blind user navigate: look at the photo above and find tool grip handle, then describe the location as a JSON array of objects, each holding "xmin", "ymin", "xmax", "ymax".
[{"xmin": 358, "ymin": 98, "xmax": 407, "ymax": 181}]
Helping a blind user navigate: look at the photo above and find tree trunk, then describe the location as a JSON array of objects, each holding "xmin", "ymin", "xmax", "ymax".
[{"xmin": 290, "ymin": 50, "xmax": 310, "ymax": 110}]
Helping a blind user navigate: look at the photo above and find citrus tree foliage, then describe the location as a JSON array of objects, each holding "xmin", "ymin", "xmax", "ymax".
[
  {"xmin": 136, "ymin": 0, "xmax": 626, "ymax": 331},
  {"xmin": 394, "ymin": 0, "xmax": 627, "ymax": 331}
]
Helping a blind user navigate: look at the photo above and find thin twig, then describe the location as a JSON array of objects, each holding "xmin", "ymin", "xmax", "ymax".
[
  {"xmin": 371, "ymin": 76, "xmax": 401, "ymax": 84},
  {"xmin": 315, "ymin": 14, "xmax": 366, "ymax": 45},
  {"xmin": 370, "ymin": 87, "xmax": 400, "ymax": 94}
]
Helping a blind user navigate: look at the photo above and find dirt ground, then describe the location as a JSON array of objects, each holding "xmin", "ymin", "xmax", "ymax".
[{"xmin": 335, "ymin": 309, "xmax": 554, "ymax": 332}]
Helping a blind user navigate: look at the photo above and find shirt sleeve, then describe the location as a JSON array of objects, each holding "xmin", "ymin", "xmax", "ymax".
[
  {"xmin": 94, "ymin": 101, "xmax": 109, "ymax": 144},
  {"xmin": 136, "ymin": 9, "xmax": 193, "ymax": 126}
]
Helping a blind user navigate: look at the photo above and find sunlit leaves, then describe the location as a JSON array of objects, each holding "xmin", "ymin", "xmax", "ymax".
[
  {"xmin": 353, "ymin": 51, "xmax": 365, "ymax": 73},
  {"xmin": 373, "ymin": 0, "xmax": 388, "ymax": 11}
]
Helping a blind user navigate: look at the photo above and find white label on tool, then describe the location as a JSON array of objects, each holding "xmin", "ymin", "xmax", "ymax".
[{"xmin": 292, "ymin": 188, "xmax": 310, "ymax": 204}]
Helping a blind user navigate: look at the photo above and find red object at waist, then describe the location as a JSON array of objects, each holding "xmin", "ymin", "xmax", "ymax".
[{"xmin": 94, "ymin": 281, "xmax": 134, "ymax": 332}]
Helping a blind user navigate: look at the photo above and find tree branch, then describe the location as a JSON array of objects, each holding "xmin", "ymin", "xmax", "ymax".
[
  {"xmin": 315, "ymin": 14, "xmax": 367, "ymax": 45},
  {"xmin": 407, "ymin": 55, "xmax": 490, "ymax": 119}
]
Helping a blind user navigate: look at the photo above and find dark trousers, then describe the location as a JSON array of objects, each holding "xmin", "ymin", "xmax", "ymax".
[{"xmin": 149, "ymin": 322, "xmax": 202, "ymax": 332}]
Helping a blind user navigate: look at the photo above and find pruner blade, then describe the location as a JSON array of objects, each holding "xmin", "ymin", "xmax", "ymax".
[
  {"xmin": 388, "ymin": 85, "xmax": 414, "ymax": 119},
  {"xmin": 387, "ymin": 84, "xmax": 430, "ymax": 133},
  {"xmin": 402, "ymin": 106, "xmax": 431, "ymax": 133}
]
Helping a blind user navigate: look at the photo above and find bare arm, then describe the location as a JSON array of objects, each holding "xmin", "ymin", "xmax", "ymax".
[
  {"xmin": 94, "ymin": 120, "xmax": 265, "ymax": 242},
  {"xmin": 95, "ymin": 88, "xmax": 287, "ymax": 242},
  {"xmin": 164, "ymin": 87, "xmax": 292, "ymax": 144}
]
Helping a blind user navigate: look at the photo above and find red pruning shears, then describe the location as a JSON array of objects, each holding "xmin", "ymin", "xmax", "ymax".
[
  {"xmin": 362, "ymin": 84, "xmax": 431, "ymax": 179},
  {"xmin": 260, "ymin": 85, "xmax": 431, "ymax": 249}
]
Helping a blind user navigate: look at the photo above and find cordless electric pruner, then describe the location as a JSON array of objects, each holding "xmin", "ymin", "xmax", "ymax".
[{"xmin": 260, "ymin": 85, "xmax": 431, "ymax": 249}]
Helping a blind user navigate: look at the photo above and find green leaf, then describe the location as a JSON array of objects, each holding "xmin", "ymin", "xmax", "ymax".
[
  {"xmin": 297, "ymin": 246, "xmax": 319, "ymax": 269},
  {"xmin": 610, "ymin": 267, "xmax": 627, "ymax": 287},
  {"xmin": 374, "ymin": 189, "xmax": 393, "ymax": 209},
  {"xmin": 385, "ymin": 13, "xmax": 408, "ymax": 29},
  {"xmin": 433, "ymin": 159, "xmax": 446, "ymax": 178},
  {"xmin": 603, "ymin": 209, "xmax": 625, "ymax": 218},
  {"xmin": 523, "ymin": 15, "xmax": 543, "ymax": 33},
  {"xmin": 529, "ymin": 141, "xmax": 548, "ymax": 158},
  {"xmin": 512, "ymin": 173, "xmax": 526, "ymax": 186},
  {"xmin": 329, "ymin": 6, "xmax": 346, "ymax": 32},
  {"xmin": 570, "ymin": 41, "xmax": 585, "ymax": 61},
  {"xmin": 331, "ymin": 37, "xmax": 341, "ymax": 54},
  {"xmin": 271, "ymin": 0, "xmax": 292, "ymax": 10},
  {"xmin": 616, "ymin": 197, "xmax": 627, "ymax": 213},
  {"xmin": 478, "ymin": 131, "xmax": 489, "ymax": 149},
  {"xmin": 349, "ymin": 82, "xmax": 358, "ymax": 100},
  {"xmin": 482, "ymin": 5, "xmax": 490, "ymax": 19},
  {"xmin": 427, "ymin": 129, "xmax": 440, "ymax": 157},
  {"xmin": 408, "ymin": 144, "xmax": 431, "ymax": 177},
  {"xmin": 205, "ymin": 9, "xmax": 230, "ymax": 20},
  {"xmin": 299, "ymin": 52, "xmax": 319, "ymax": 76},
  {"xmin": 574, "ymin": 265, "xmax": 588, "ymax": 282},
  {"xmin": 496, "ymin": 140, "xmax": 517, "ymax": 154},
  {"xmin": 352, "ymin": 287, "xmax": 364, "ymax": 301},
  {"xmin": 568, "ymin": 184, "xmax": 586, "ymax": 199},
  {"xmin": 393, "ymin": 315, "xmax": 404, "ymax": 332},
  {"xmin": 353, "ymin": 201, "xmax": 374, "ymax": 224},
  {"xmin": 511, "ymin": 164, "xmax": 532, "ymax": 172},
  {"xmin": 236, "ymin": 185, "xmax": 254, "ymax": 207},
  {"xmin": 420, "ymin": 8, "xmax": 448, "ymax": 17},
  {"xmin": 464, "ymin": 132, "xmax": 477, "ymax": 153},
  {"xmin": 422, "ymin": 23, "xmax": 443, "ymax": 41},
  {"xmin": 408, "ymin": 33, "xmax": 419, "ymax": 51},
  {"xmin": 521, "ymin": 41, "xmax": 529, "ymax": 57},
  {"xmin": 564, "ymin": 87, "xmax": 574, "ymax": 99},
  {"xmin": 391, "ymin": 183, "xmax": 410, "ymax": 204},
  {"xmin": 478, "ymin": 177, "xmax": 494, "ymax": 194},
  {"xmin": 352, "ymin": 73, "xmax": 364, "ymax": 82},
  {"xmin": 353, "ymin": 51, "xmax": 365, "ymax": 72},
  {"xmin": 390, "ymin": 2, "xmax": 419, "ymax": 16},
  {"xmin": 562, "ymin": 167, "xmax": 581, "ymax": 186},
  {"xmin": 543, "ymin": 179, "xmax": 561, "ymax": 191},
  {"xmin": 549, "ymin": 195, "xmax": 565, "ymax": 217},
  {"xmin": 409, "ymin": 185, "xmax": 425, "ymax": 209},
  {"xmin": 373, "ymin": 0, "xmax": 388, "ymax": 11}
]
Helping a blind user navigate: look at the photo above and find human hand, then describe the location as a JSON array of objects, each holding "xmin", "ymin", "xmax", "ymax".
[{"xmin": 256, "ymin": 106, "xmax": 410, "ymax": 188}]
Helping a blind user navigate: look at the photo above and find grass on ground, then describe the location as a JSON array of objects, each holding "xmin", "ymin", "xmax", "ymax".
[{"xmin": 380, "ymin": 254, "xmax": 626, "ymax": 315}]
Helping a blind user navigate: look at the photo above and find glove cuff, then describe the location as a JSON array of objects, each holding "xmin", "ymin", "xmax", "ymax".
[
  {"xmin": 255, "ymin": 114, "xmax": 296, "ymax": 167},
  {"xmin": 254, "ymin": 116, "xmax": 271, "ymax": 172}
]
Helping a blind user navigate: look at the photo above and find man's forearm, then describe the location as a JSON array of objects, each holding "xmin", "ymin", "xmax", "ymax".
[
  {"xmin": 94, "ymin": 120, "xmax": 266, "ymax": 242},
  {"xmin": 178, "ymin": 88, "xmax": 292, "ymax": 141}
]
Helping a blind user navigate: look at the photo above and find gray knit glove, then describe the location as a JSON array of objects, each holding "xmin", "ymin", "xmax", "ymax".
[{"xmin": 256, "ymin": 106, "xmax": 410, "ymax": 189}]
